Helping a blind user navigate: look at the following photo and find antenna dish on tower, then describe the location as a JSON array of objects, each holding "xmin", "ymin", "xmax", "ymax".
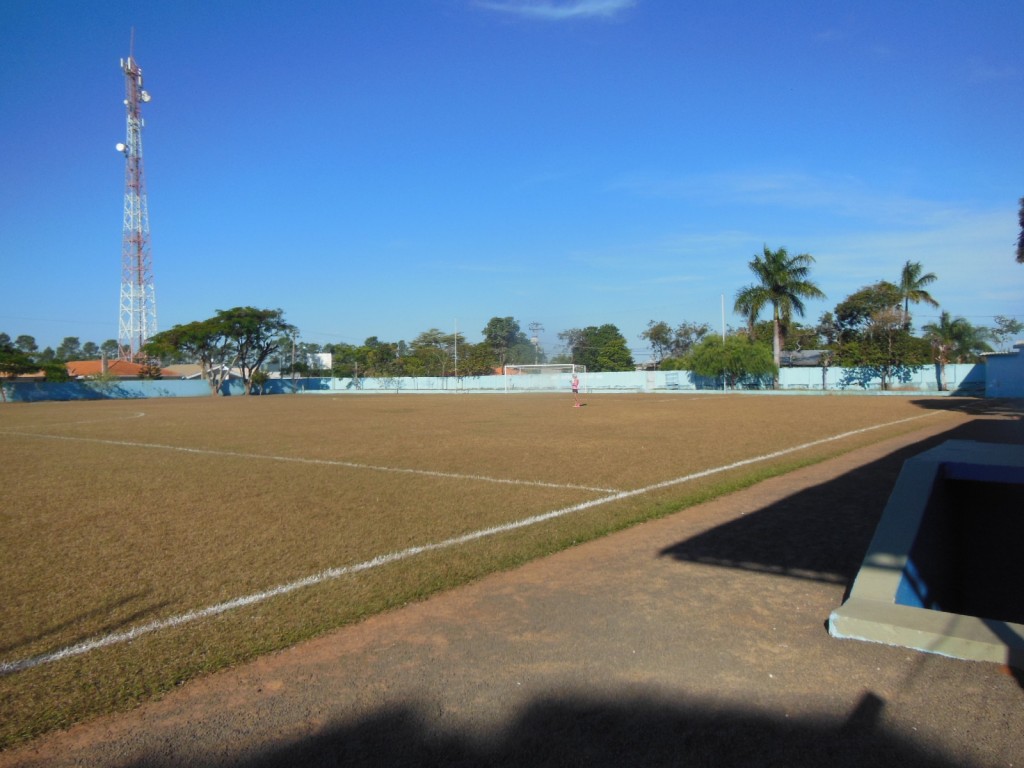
[
  {"xmin": 115, "ymin": 142, "xmax": 126, "ymax": 153},
  {"xmin": 140, "ymin": 91, "xmax": 151, "ymax": 102}
]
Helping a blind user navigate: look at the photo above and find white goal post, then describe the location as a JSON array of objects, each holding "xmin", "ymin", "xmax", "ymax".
[{"xmin": 503, "ymin": 364, "xmax": 587, "ymax": 393}]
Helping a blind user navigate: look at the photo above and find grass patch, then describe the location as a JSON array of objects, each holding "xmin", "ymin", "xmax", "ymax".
[{"xmin": 0, "ymin": 393, "xmax": 967, "ymax": 748}]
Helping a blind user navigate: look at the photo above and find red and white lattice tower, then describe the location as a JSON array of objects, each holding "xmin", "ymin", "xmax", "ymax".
[{"xmin": 116, "ymin": 38, "xmax": 157, "ymax": 361}]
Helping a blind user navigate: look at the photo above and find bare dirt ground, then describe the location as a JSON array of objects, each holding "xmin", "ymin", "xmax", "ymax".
[{"xmin": 2, "ymin": 402, "xmax": 1022, "ymax": 767}]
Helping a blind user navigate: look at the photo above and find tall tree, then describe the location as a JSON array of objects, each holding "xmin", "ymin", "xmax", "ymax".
[
  {"xmin": 145, "ymin": 320, "xmax": 233, "ymax": 394},
  {"xmin": 922, "ymin": 312, "xmax": 991, "ymax": 391},
  {"xmin": 833, "ymin": 307, "xmax": 929, "ymax": 390},
  {"xmin": 673, "ymin": 321, "xmax": 711, "ymax": 358},
  {"xmin": 1, "ymin": 337, "xmax": 67, "ymax": 392},
  {"xmin": 596, "ymin": 335, "xmax": 634, "ymax": 372},
  {"xmin": 992, "ymin": 315, "xmax": 1024, "ymax": 351},
  {"xmin": 897, "ymin": 260, "xmax": 939, "ymax": 328},
  {"xmin": 455, "ymin": 342, "xmax": 499, "ymax": 377},
  {"xmin": 217, "ymin": 307, "xmax": 296, "ymax": 394},
  {"xmin": 145, "ymin": 307, "xmax": 295, "ymax": 395},
  {"xmin": 558, "ymin": 325, "xmax": 633, "ymax": 371},
  {"xmin": 55, "ymin": 336, "xmax": 82, "ymax": 361},
  {"xmin": 482, "ymin": 317, "xmax": 530, "ymax": 369},
  {"xmin": 922, "ymin": 312, "xmax": 964, "ymax": 392},
  {"xmin": 833, "ymin": 281, "xmax": 903, "ymax": 341},
  {"xmin": 357, "ymin": 337, "xmax": 403, "ymax": 377},
  {"xmin": 0, "ymin": 339, "xmax": 38, "ymax": 391},
  {"xmin": 326, "ymin": 342, "xmax": 359, "ymax": 379},
  {"xmin": 733, "ymin": 245, "xmax": 825, "ymax": 384},
  {"xmin": 14, "ymin": 335, "xmax": 38, "ymax": 356},
  {"xmin": 641, "ymin": 321, "xmax": 673, "ymax": 364},
  {"xmin": 641, "ymin": 320, "xmax": 711, "ymax": 366},
  {"xmin": 1017, "ymin": 197, "xmax": 1024, "ymax": 264},
  {"xmin": 409, "ymin": 329, "xmax": 461, "ymax": 377},
  {"xmin": 684, "ymin": 335, "xmax": 776, "ymax": 389}
]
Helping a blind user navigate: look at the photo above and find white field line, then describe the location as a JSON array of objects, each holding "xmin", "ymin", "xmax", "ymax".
[
  {"xmin": 0, "ymin": 411, "xmax": 940, "ymax": 676},
  {"xmin": 26, "ymin": 411, "xmax": 149, "ymax": 428},
  {"xmin": 0, "ymin": 430, "xmax": 616, "ymax": 494}
]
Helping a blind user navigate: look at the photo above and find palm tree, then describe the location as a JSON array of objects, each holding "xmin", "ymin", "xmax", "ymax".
[
  {"xmin": 898, "ymin": 260, "xmax": 939, "ymax": 328},
  {"xmin": 734, "ymin": 245, "xmax": 825, "ymax": 385},
  {"xmin": 922, "ymin": 312, "xmax": 991, "ymax": 391}
]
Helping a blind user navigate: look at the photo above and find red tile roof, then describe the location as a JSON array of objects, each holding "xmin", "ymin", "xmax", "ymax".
[{"xmin": 65, "ymin": 360, "xmax": 179, "ymax": 378}]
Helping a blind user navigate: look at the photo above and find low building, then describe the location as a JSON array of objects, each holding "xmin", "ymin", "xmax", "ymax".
[{"xmin": 162, "ymin": 363, "xmax": 243, "ymax": 381}]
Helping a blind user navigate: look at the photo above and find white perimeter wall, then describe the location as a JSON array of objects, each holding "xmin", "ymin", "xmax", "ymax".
[
  {"xmin": 325, "ymin": 363, "xmax": 985, "ymax": 395},
  {"xmin": 4, "ymin": 363, "xmax": 999, "ymax": 401}
]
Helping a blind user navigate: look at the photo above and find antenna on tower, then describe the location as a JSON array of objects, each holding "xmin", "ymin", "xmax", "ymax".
[{"xmin": 116, "ymin": 32, "xmax": 157, "ymax": 361}]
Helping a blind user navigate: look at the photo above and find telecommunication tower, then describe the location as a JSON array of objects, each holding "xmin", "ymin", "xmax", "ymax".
[{"xmin": 115, "ymin": 36, "xmax": 157, "ymax": 361}]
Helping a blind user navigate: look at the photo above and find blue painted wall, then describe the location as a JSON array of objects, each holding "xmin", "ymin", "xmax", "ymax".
[
  {"xmin": 2, "ymin": 379, "xmax": 211, "ymax": 402},
  {"xmin": 1, "ymin": 363, "xmax": 987, "ymax": 402},
  {"xmin": 985, "ymin": 343, "xmax": 1024, "ymax": 398}
]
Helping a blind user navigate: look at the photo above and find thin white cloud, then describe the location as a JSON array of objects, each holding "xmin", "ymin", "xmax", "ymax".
[
  {"xmin": 475, "ymin": 0, "xmax": 636, "ymax": 21},
  {"xmin": 966, "ymin": 59, "xmax": 1020, "ymax": 84},
  {"xmin": 610, "ymin": 171, "xmax": 978, "ymax": 227},
  {"xmin": 550, "ymin": 179, "xmax": 1023, "ymax": 326},
  {"xmin": 782, "ymin": 206, "xmax": 1024, "ymax": 329}
]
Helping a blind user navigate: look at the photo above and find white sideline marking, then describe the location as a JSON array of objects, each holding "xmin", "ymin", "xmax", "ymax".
[
  {"xmin": 46, "ymin": 411, "xmax": 148, "ymax": 427},
  {"xmin": 0, "ymin": 431, "xmax": 616, "ymax": 494},
  {"xmin": 0, "ymin": 411, "xmax": 939, "ymax": 676}
]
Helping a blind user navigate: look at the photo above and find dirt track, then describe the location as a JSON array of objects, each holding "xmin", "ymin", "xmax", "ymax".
[{"xmin": 3, "ymin": 403, "xmax": 1023, "ymax": 767}]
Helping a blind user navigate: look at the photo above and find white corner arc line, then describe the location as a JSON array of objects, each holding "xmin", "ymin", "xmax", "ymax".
[
  {"xmin": 0, "ymin": 431, "xmax": 616, "ymax": 494},
  {"xmin": 0, "ymin": 411, "xmax": 940, "ymax": 676}
]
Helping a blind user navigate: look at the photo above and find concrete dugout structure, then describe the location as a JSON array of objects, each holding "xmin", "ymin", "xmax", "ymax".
[{"xmin": 830, "ymin": 440, "xmax": 1024, "ymax": 668}]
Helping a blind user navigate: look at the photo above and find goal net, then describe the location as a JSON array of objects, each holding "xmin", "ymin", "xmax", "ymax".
[{"xmin": 503, "ymin": 364, "xmax": 587, "ymax": 392}]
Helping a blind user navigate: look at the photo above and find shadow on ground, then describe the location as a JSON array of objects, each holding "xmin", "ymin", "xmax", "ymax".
[
  {"xmin": 909, "ymin": 397, "xmax": 1024, "ymax": 419},
  {"xmin": 659, "ymin": 407, "xmax": 1024, "ymax": 592},
  {"xmin": 658, "ymin": 405, "xmax": 1024, "ymax": 693},
  {"xmin": 114, "ymin": 403, "xmax": 1022, "ymax": 768},
  {"xmin": 124, "ymin": 691, "xmax": 957, "ymax": 768}
]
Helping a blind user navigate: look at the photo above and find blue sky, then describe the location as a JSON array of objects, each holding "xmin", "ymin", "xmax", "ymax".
[{"xmin": 2, "ymin": 0, "xmax": 1021, "ymax": 362}]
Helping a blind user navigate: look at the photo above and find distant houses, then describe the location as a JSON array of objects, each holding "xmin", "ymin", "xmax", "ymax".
[
  {"xmin": 158, "ymin": 363, "xmax": 243, "ymax": 382},
  {"xmin": 65, "ymin": 359, "xmax": 178, "ymax": 380}
]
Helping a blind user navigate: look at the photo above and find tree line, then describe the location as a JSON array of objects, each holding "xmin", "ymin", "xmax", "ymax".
[
  {"xmin": 0, "ymin": 334, "xmax": 129, "ymax": 380},
  {"xmin": 6, "ymin": 203, "xmax": 1023, "ymax": 395},
  {"xmin": 262, "ymin": 319, "xmax": 638, "ymax": 381},
  {"xmin": 641, "ymin": 247, "xmax": 1023, "ymax": 390},
  {"xmin": 1, "ymin": 311, "xmax": 638, "ymax": 394},
  {"xmin": 0, "ymin": 333, "xmax": 98, "ymax": 382}
]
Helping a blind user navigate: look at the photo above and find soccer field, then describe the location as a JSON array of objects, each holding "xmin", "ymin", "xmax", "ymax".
[{"xmin": 0, "ymin": 393, "xmax": 963, "ymax": 746}]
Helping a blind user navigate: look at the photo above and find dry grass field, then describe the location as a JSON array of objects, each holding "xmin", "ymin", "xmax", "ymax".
[{"xmin": 0, "ymin": 392, "xmax": 967, "ymax": 748}]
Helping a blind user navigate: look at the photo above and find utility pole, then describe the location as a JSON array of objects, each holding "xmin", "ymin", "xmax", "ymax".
[
  {"xmin": 116, "ymin": 31, "xmax": 157, "ymax": 360},
  {"xmin": 529, "ymin": 321, "xmax": 544, "ymax": 364}
]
